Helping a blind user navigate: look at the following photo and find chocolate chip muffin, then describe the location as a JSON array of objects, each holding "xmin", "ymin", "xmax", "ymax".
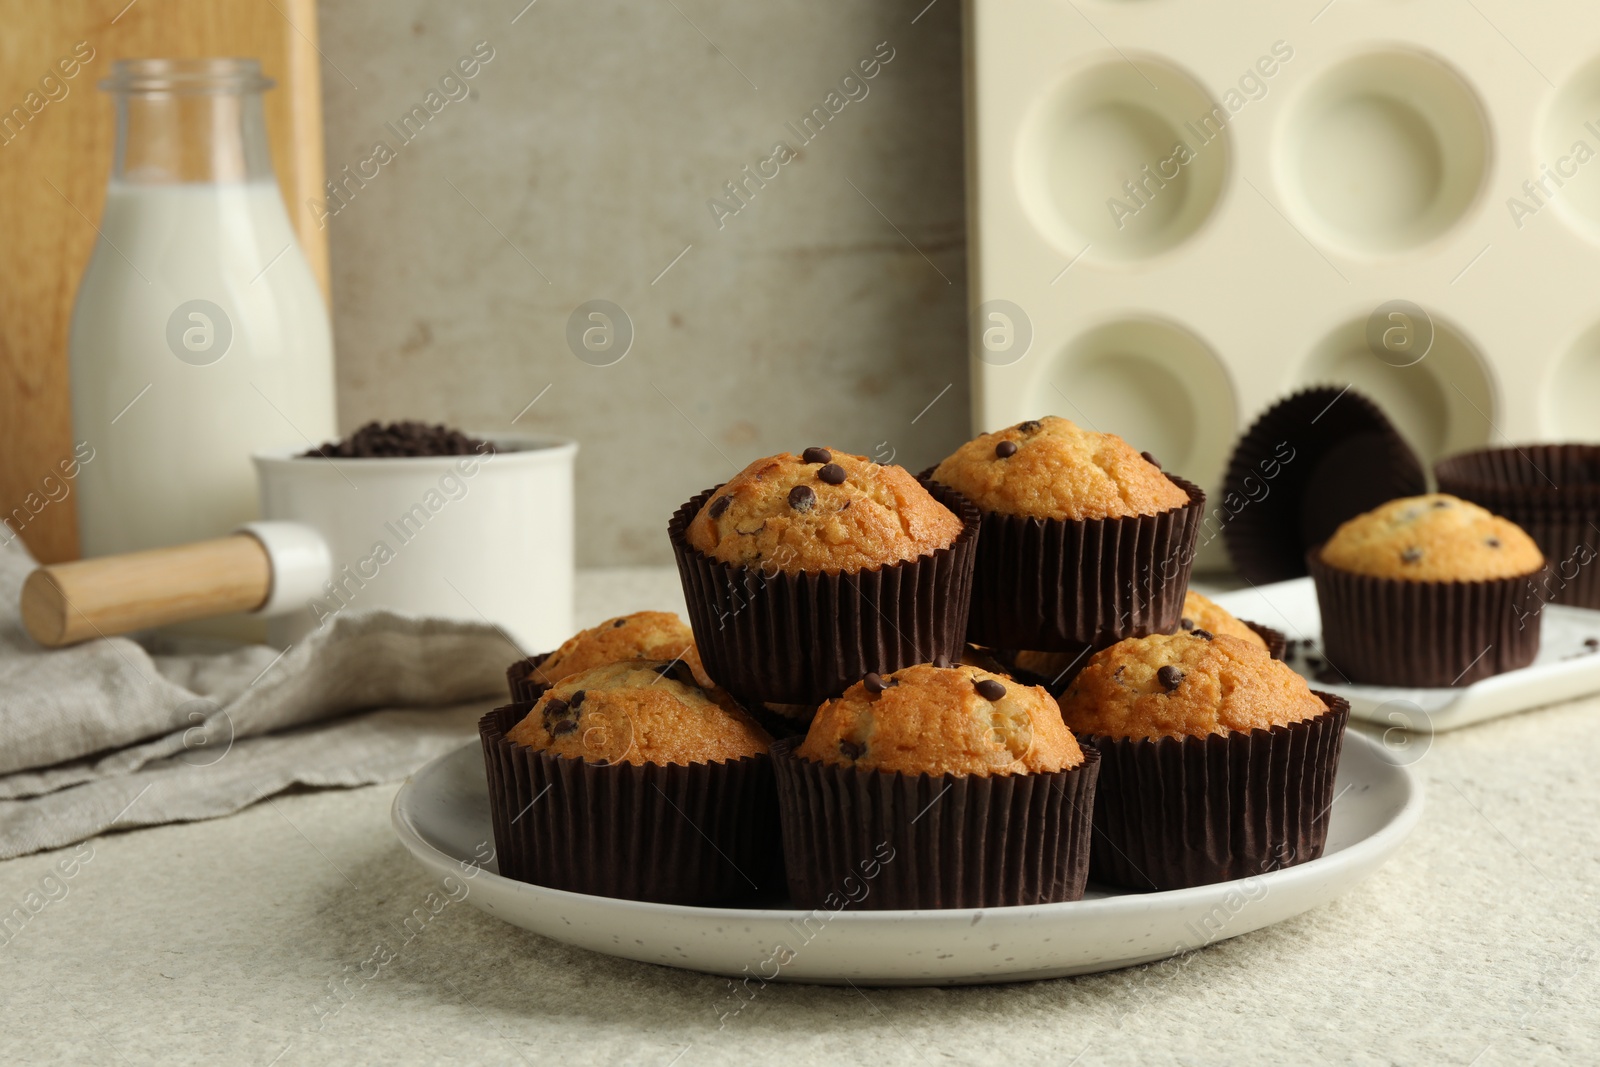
[
  {"xmin": 931, "ymin": 415, "xmax": 1190, "ymax": 521},
  {"xmin": 480, "ymin": 659, "xmax": 778, "ymax": 905},
  {"xmin": 1060, "ymin": 633, "xmax": 1348, "ymax": 891},
  {"xmin": 772, "ymin": 663, "xmax": 1099, "ymax": 909},
  {"xmin": 1310, "ymin": 494, "xmax": 1548, "ymax": 686},
  {"xmin": 796, "ymin": 663, "xmax": 1083, "ymax": 776},
  {"xmin": 1319, "ymin": 494, "xmax": 1543, "ymax": 581},
  {"xmin": 1007, "ymin": 590, "xmax": 1278, "ymax": 694},
  {"xmin": 1061, "ymin": 632, "xmax": 1325, "ymax": 740},
  {"xmin": 926, "ymin": 417, "xmax": 1204, "ymax": 652},
  {"xmin": 506, "ymin": 660, "xmax": 767, "ymax": 765},
  {"xmin": 505, "ymin": 611, "xmax": 707, "ymax": 701},
  {"xmin": 687, "ymin": 448, "xmax": 963, "ymax": 573},
  {"xmin": 672, "ymin": 450, "xmax": 981, "ymax": 706}
]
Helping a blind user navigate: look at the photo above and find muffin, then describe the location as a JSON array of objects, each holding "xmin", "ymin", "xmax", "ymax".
[
  {"xmin": 1061, "ymin": 632, "xmax": 1349, "ymax": 891},
  {"xmin": 927, "ymin": 416, "xmax": 1204, "ymax": 651},
  {"xmin": 505, "ymin": 611, "xmax": 708, "ymax": 702},
  {"xmin": 772, "ymin": 662, "xmax": 1100, "ymax": 909},
  {"xmin": 1309, "ymin": 494, "xmax": 1548, "ymax": 686},
  {"xmin": 480, "ymin": 660, "xmax": 777, "ymax": 905},
  {"xmin": 1005, "ymin": 589, "xmax": 1287, "ymax": 694},
  {"xmin": 671, "ymin": 448, "xmax": 980, "ymax": 706},
  {"xmin": 1436, "ymin": 445, "xmax": 1600, "ymax": 608}
]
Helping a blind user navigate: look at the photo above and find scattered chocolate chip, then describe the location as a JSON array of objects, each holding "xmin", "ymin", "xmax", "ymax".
[
  {"xmin": 1586, "ymin": 638, "xmax": 1599, "ymax": 651},
  {"xmin": 1401, "ymin": 547, "xmax": 1423, "ymax": 564},
  {"xmin": 549, "ymin": 719, "xmax": 579, "ymax": 737},
  {"xmin": 1113, "ymin": 665, "xmax": 1125, "ymax": 680},
  {"xmin": 818, "ymin": 463, "xmax": 847, "ymax": 485},
  {"xmin": 1140, "ymin": 451, "xmax": 1161, "ymax": 469},
  {"xmin": 1157, "ymin": 665, "xmax": 1184, "ymax": 691},
  {"xmin": 612, "ymin": 619, "xmax": 627, "ymax": 628},
  {"xmin": 802, "ymin": 446, "xmax": 832, "ymax": 464},
  {"xmin": 975, "ymin": 678, "xmax": 1006, "ymax": 701},
  {"xmin": 1179, "ymin": 617, "xmax": 1194, "ymax": 630},
  {"xmin": 1017, "ymin": 420, "xmax": 1041, "ymax": 433},
  {"xmin": 788, "ymin": 484, "xmax": 817, "ymax": 512},
  {"xmin": 543, "ymin": 697, "xmax": 570, "ymax": 717},
  {"xmin": 995, "ymin": 440, "xmax": 1018, "ymax": 459},
  {"xmin": 1191, "ymin": 629, "xmax": 1213, "ymax": 640},
  {"xmin": 1307, "ymin": 657, "xmax": 1323, "ymax": 671},
  {"xmin": 568, "ymin": 690, "xmax": 586, "ymax": 709},
  {"xmin": 863, "ymin": 672, "xmax": 888, "ymax": 694},
  {"xmin": 933, "ymin": 654, "xmax": 952, "ymax": 669},
  {"xmin": 839, "ymin": 739, "xmax": 865, "ymax": 760},
  {"xmin": 1486, "ymin": 538, "xmax": 1501, "ymax": 548},
  {"xmin": 709, "ymin": 495, "xmax": 731, "ymax": 519},
  {"xmin": 1433, "ymin": 500, "xmax": 1450, "ymax": 508}
]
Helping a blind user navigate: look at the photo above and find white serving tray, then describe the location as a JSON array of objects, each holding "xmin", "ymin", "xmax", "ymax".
[
  {"xmin": 392, "ymin": 732, "xmax": 1418, "ymax": 986},
  {"xmin": 1211, "ymin": 578, "xmax": 1600, "ymax": 733}
]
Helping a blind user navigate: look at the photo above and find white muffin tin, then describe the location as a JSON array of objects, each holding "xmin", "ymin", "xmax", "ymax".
[{"xmin": 964, "ymin": 0, "xmax": 1600, "ymax": 565}]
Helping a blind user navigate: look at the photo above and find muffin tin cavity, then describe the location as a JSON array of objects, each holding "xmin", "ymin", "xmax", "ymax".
[
  {"xmin": 1539, "ymin": 58, "xmax": 1600, "ymax": 242},
  {"xmin": 1016, "ymin": 56, "xmax": 1229, "ymax": 263},
  {"xmin": 1298, "ymin": 315, "xmax": 1493, "ymax": 463},
  {"xmin": 1277, "ymin": 51, "xmax": 1489, "ymax": 256},
  {"xmin": 1548, "ymin": 322, "xmax": 1600, "ymax": 441},
  {"xmin": 1039, "ymin": 319, "xmax": 1235, "ymax": 489}
]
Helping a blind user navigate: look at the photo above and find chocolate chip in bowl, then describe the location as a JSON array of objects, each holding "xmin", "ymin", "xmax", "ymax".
[{"xmin": 302, "ymin": 419, "xmax": 494, "ymax": 459}]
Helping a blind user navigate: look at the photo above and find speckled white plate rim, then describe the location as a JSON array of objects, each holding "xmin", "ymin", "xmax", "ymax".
[{"xmin": 391, "ymin": 730, "xmax": 1421, "ymax": 986}]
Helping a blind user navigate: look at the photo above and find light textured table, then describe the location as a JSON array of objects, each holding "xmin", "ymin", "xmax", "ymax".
[{"xmin": 4, "ymin": 569, "xmax": 1598, "ymax": 1066}]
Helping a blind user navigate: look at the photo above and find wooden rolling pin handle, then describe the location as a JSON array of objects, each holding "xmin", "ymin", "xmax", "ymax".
[{"xmin": 21, "ymin": 534, "xmax": 273, "ymax": 648}]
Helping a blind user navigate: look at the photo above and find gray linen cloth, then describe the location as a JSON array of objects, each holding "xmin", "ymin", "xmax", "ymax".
[{"xmin": 0, "ymin": 534, "xmax": 512, "ymax": 859}]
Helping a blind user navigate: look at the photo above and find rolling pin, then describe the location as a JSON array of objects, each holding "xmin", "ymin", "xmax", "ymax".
[{"xmin": 21, "ymin": 522, "xmax": 331, "ymax": 647}]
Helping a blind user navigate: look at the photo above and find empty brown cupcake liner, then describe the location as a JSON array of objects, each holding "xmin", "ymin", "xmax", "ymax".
[
  {"xmin": 505, "ymin": 654, "xmax": 554, "ymax": 703},
  {"xmin": 1436, "ymin": 445, "xmax": 1600, "ymax": 609},
  {"xmin": 921, "ymin": 471, "xmax": 1205, "ymax": 652},
  {"xmin": 669, "ymin": 479, "xmax": 981, "ymax": 708},
  {"xmin": 1083, "ymin": 693, "xmax": 1349, "ymax": 893},
  {"xmin": 479, "ymin": 704, "xmax": 780, "ymax": 905},
  {"xmin": 1308, "ymin": 550, "xmax": 1548, "ymax": 687},
  {"xmin": 770, "ymin": 739, "xmax": 1100, "ymax": 910},
  {"xmin": 1222, "ymin": 387, "xmax": 1427, "ymax": 584}
]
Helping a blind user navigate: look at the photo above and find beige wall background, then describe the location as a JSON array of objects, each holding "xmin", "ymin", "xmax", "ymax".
[{"xmin": 316, "ymin": 0, "xmax": 971, "ymax": 566}]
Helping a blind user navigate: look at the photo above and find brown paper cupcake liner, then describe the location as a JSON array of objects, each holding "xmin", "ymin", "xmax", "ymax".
[
  {"xmin": 770, "ymin": 739, "xmax": 1100, "ymax": 909},
  {"xmin": 669, "ymin": 479, "xmax": 981, "ymax": 707},
  {"xmin": 479, "ymin": 704, "xmax": 780, "ymax": 905},
  {"xmin": 1308, "ymin": 550, "xmax": 1547, "ymax": 687},
  {"xmin": 922, "ymin": 470, "xmax": 1205, "ymax": 652},
  {"xmin": 1222, "ymin": 387, "xmax": 1426, "ymax": 584},
  {"xmin": 1084, "ymin": 693, "xmax": 1349, "ymax": 892},
  {"xmin": 747, "ymin": 702, "xmax": 816, "ymax": 741},
  {"xmin": 1436, "ymin": 445, "xmax": 1600, "ymax": 609},
  {"xmin": 1244, "ymin": 620, "xmax": 1289, "ymax": 661},
  {"xmin": 505, "ymin": 654, "xmax": 554, "ymax": 703}
]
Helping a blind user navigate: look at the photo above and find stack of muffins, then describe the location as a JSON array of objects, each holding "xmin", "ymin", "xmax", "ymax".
[{"xmin": 481, "ymin": 415, "xmax": 1489, "ymax": 908}]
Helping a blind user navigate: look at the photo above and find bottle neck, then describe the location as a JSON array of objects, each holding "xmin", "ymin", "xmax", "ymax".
[{"xmin": 112, "ymin": 89, "xmax": 274, "ymax": 184}]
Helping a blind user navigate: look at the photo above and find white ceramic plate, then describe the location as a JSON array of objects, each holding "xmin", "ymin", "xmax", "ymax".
[
  {"xmin": 391, "ymin": 731, "xmax": 1419, "ymax": 986},
  {"xmin": 1211, "ymin": 578, "xmax": 1600, "ymax": 734}
]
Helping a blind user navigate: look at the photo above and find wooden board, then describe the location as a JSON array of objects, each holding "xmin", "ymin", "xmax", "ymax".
[{"xmin": 0, "ymin": 0, "xmax": 327, "ymax": 564}]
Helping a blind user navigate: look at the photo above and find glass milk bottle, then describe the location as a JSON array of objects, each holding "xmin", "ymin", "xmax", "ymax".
[{"xmin": 70, "ymin": 58, "xmax": 335, "ymax": 558}]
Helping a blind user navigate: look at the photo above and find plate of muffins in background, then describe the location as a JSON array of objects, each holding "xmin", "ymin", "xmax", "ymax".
[
  {"xmin": 392, "ymin": 417, "xmax": 1426, "ymax": 985},
  {"xmin": 1204, "ymin": 388, "xmax": 1600, "ymax": 734}
]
